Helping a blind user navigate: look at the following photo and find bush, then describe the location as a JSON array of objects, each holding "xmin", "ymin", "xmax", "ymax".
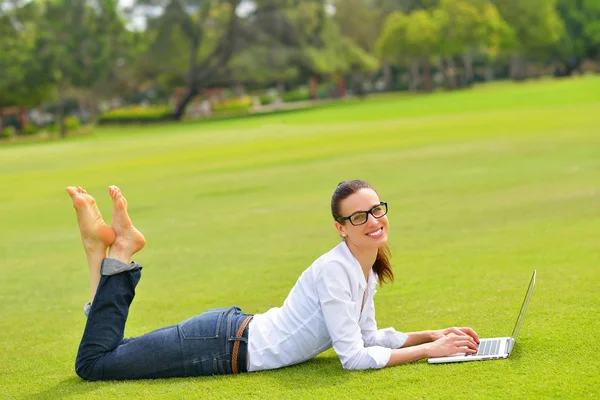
[
  {"xmin": 282, "ymin": 89, "xmax": 311, "ymax": 103},
  {"xmin": 1, "ymin": 126, "xmax": 15, "ymax": 138},
  {"xmin": 98, "ymin": 105, "xmax": 172, "ymax": 124},
  {"xmin": 23, "ymin": 125, "xmax": 39, "ymax": 135},
  {"xmin": 48, "ymin": 116, "xmax": 82, "ymax": 132},
  {"xmin": 212, "ymin": 96, "xmax": 253, "ymax": 113},
  {"xmin": 259, "ymin": 94, "xmax": 275, "ymax": 106},
  {"xmin": 64, "ymin": 116, "xmax": 80, "ymax": 130}
]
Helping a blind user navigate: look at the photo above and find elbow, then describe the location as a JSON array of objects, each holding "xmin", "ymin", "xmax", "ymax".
[
  {"xmin": 340, "ymin": 354, "xmax": 368, "ymax": 371},
  {"xmin": 361, "ymin": 332, "xmax": 376, "ymax": 348}
]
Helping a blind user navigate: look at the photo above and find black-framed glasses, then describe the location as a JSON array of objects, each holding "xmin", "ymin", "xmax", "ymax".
[{"xmin": 336, "ymin": 202, "xmax": 388, "ymax": 226}]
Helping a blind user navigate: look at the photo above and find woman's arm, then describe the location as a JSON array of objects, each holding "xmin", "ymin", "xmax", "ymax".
[
  {"xmin": 401, "ymin": 330, "xmax": 435, "ymax": 347},
  {"xmin": 386, "ymin": 333, "xmax": 478, "ymax": 367}
]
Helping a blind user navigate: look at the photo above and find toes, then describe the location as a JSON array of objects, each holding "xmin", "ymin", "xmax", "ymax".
[
  {"xmin": 108, "ymin": 186, "xmax": 121, "ymax": 200},
  {"xmin": 66, "ymin": 186, "xmax": 77, "ymax": 197}
]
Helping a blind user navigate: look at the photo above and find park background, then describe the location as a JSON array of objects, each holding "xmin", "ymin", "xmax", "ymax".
[{"xmin": 1, "ymin": 0, "xmax": 599, "ymax": 399}]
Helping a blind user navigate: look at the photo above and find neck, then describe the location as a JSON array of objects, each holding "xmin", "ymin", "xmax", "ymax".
[{"xmin": 346, "ymin": 241, "xmax": 378, "ymax": 282}]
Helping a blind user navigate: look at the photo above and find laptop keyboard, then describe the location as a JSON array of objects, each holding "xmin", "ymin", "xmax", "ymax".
[{"xmin": 466, "ymin": 339, "xmax": 502, "ymax": 357}]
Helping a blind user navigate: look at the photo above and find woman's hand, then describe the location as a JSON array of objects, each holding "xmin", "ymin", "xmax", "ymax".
[
  {"xmin": 425, "ymin": 333, "xmax": 479, "ymax": 358},
  {"xmin": 430, "ymin": 327, "xmax": 480, "ymax": 344}
]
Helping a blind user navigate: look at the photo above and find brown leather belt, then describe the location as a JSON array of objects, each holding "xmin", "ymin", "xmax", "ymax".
[{"xmin": 232, "ymin": 315, "xmax": 253, "ymax": 374}]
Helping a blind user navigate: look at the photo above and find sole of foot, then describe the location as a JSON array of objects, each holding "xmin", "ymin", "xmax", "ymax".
[
  {"xmin": 107, "ymin": 185, "xmax": 146, "ymax": 262},
  {"xmin": 66, "ymin": 186, "xmax": 115, "ymax": 251}
]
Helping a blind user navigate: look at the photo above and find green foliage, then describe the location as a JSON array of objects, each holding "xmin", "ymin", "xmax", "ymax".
[
  {"xmin": 22, "ymin": 124, "xmax": 40, "ymax": 135},
  {"xmin": 282, "ymin": 88, "xmax": 312, "ymax": 102},
  {"xmin": 491, "ymin": 0, "xmax": 563, "ymax": 54},
  {"xmin": 0, "ymin": 126, "xmax": 15, "ymax": 138},
  {"xmin": 259, "ymin": 94, "xmax": 276, "ymax": 105},
  {"xmin": 98, "ymin": 105, "xmax": 172, "ymax": 124},
  {"xmin": 553, "ymin": 0, "xmax": 600, "ymax": 67},
  {"xmin": 64, "ymin": 116, "xmax": 80, "ymax": 130},
  {"xmin": 334, "ymin": 0, "xmax": 381, "ymax": 52},
  {"xmin": 212, "ymin": 97, "xmax": 253, "ymax": 113},
  {"xmin": 434, "ymin": 0, "xmax": 514, "ymax": 57},
  {"xmin": 48, "ymin": 116, "xmax": 80, "ymax": 132}
]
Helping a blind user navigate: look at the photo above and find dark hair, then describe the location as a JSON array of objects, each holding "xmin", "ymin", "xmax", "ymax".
[{"xmin": 331, "ymin": 180, "xmax": 394, "ymax": 286}]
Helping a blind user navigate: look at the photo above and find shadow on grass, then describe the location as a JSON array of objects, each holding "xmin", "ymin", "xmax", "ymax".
[
  {"xmin": 28, "ymin": 377, "xmax": 97, "ymax": 400},
  {"xmin": 254, "ymin": 353, "xmax": 379, "ymax": 390},
  {"xmin": 26, "ymin": 354, "xmax": 368, "ymax": 399}
]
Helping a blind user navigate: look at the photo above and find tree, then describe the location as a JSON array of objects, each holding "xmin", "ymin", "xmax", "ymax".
[
  {"xmin": 134, "ymin": 0, "xmax": 245, "ymax": 119},
  {"xmin": 377, "ymin": 10, "xmax": 440, "ymax": 91},
  {"xmin": 553, "ymin": 0, "xmax": 600, "ymax": 76},
  {"xmin": 333, "ymin": 0, "xmax": 380, "ymax": 52},
  {"xmin": 491, "ymin": 0, "xmax": 563, "ymax": 79},
  {"xmin": 37, "ymin": 0, "xmax": 130, "ymax": 136},
  {"xmin": 0, "ymin": 0, "xmax": 53, "ymax": 133},
  {"xmin": 433, "ymin": 0, "xmax": 513, "ymax": 87}
]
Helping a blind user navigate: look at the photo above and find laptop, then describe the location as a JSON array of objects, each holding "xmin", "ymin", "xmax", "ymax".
[{"xmin": 428, "ymin": 270, "xmax": 536, "ymax": 364}]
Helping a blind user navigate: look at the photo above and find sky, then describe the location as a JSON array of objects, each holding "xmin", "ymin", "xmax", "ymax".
[{"xmin": 117, "ymin": 0, "xmax": 258, "ymax": 30}]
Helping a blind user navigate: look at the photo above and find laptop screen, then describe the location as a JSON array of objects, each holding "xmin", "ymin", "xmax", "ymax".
[{"xmin": 511, "ymin": 270, "xmax": 536, "ymax": 340}]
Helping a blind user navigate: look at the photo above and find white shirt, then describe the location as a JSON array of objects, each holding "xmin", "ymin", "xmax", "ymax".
[{"xmin": 247, "ymin": 242, "xmax": 408, "ymax": 372}]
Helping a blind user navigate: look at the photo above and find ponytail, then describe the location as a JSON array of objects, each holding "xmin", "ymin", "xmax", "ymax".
[{"xmin": 373, "ymin": 245, "xmax": 393, "ymax": 286}]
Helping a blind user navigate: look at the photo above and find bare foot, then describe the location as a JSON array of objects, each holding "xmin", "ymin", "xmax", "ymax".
[
  {"xmin": 66, "ymin": 186, "xmax": 115, "ymax": 301},
  {"xmin": 66, "ymin": 186, "xmax": 115, "ymax": 252},
  {"xmin": 107, "ymin": 186, "xmax": 146, "ymax": 264}
]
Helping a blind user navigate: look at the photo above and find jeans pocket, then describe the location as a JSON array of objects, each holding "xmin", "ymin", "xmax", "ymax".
[
  {"xmin": 179, "ymin": 308, "xmax": 227, "ymax": 340},
  {"xmin": 214, "ymin": 356, "xmax": 231, "ymax": 375}
]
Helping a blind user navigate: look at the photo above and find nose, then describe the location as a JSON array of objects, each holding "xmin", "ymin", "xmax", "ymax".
[{"xmin": 365, "ymin": 212, "xmax": 379, "ymax": 226}]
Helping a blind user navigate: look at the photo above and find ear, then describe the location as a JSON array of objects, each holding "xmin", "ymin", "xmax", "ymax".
[{"xmin": 334, "ymin": 220, "xmax": 346, "ymax": 238}]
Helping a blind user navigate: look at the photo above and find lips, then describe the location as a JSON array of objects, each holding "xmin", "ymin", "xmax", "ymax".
[{"xmin": 366, "ymin": 227, "xmax": 384, "ymax": 238}]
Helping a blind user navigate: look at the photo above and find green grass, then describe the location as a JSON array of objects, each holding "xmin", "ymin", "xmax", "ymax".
[{"xmin": 1, "ymin": 76, "xmax": 599, "ymax": 399}]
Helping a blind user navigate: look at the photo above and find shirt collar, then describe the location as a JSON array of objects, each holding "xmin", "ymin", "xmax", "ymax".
[{"xmin": 338, "ymin": 241, "xmax": 374, "ymax": 290}]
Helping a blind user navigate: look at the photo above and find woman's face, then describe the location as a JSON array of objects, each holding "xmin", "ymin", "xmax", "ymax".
[{"xmin": 335, "ymin": 188, "xmax": 389, "ymax": 250}]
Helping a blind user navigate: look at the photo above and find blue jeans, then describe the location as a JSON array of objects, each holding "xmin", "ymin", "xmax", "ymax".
[{"xmin": 75, "ymin": 259, "xmax": 252, "ymax": 381}]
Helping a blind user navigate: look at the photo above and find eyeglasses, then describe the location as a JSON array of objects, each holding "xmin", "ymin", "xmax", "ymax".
[{"xmin": 336, "ymin": 202, "xmax": 388, "ymax": 226}]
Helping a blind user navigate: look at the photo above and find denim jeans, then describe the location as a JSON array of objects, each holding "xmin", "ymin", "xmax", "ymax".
[{"xmin": 75, "ymin": 259, "xmax": 252, "ymax": 381}]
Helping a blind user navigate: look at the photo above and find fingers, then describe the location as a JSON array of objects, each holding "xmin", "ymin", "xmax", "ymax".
[
  {"xmin": 444, "ymin": 327, "xmax": 480, "ymax": 344},
  {"xmin": 458, "ymin": 327, "xmax": 480, "ymax": 344},
  {"xmin": 453, "ymin": 339, "xmax": 478, "ymax": 352},
  {"xmin": 446, "ymin": 328, "xmax": 469, "ymax": 337},
  {"xmin": 446, "ymin": 333, "xmax": 478, "ymax": 351}
]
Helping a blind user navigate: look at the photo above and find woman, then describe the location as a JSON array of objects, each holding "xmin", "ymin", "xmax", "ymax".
[{"xmin": 67, "ymin": 180, "xmax": 479, "ymax": 381}]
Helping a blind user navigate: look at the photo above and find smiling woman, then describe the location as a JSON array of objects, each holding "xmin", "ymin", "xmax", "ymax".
[{"xmin": 67, "ymin": 180, "xmax": 480, "ymax": 381}]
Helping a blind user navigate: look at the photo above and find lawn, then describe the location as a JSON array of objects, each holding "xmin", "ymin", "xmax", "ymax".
[{"xmin": 1, "ymin": 76, "xmax": 599, "ymax": 399}]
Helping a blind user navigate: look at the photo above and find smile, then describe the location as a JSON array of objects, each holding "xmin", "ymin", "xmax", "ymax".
[{"xmin": 366, "ymin": 227, "xmax": 384, "ymax": 238}]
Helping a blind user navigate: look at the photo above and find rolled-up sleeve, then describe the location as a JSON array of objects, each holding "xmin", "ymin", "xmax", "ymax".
[
  {"xmin": 360, "ymin": 287, "xmax": 408, "ymax": 349},
  {"xmin": 315, "ymin": 262, "xmax": 392, "ymax": 370}
]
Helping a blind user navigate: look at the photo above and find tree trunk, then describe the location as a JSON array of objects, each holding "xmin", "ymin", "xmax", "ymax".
[
  {"xmin": 409, "ymin": 60, "xmax": 421, "ymax": 92},
  {"xmin": 173, "ymin": 87, "xmax": 198, "ymax": 120},
  {"xmin": 0, "ymin": 111, "xmax": 4, "ymax": 134},
  {"xmin": 382, "ymin": 61, "xmax": 392, "ymax": 91},
  {"xmin": 422, "ymin": 57, "xmax": 432, "ymax": 92},
  {"xmin": 560, "ymin": 58, "xmax": 582, "ymax": 77},
  {"xmin": 510, "ymin": 53, "xmax": 526, "ymax": 80},
  {"xmin": 448, "ymin": 57, "xmax": 459, "ymax": 89},
  {"xmin": 440, "ymin": 57, "xmax": 454, "ymax": 89},
  {"xmin": 484, "ymin": 65, "xmax": 494, "ymax": 81},
  {"xmin": 57, "ymin": 86, "xmax": 66, "ymax": 138},
  {"xmin": 88, "ymin": 93, "xmax": 99, "ymax": 123},
  {"xmin": 463, "ymin": 52, "xmax": 474, "ymax": 86}
]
